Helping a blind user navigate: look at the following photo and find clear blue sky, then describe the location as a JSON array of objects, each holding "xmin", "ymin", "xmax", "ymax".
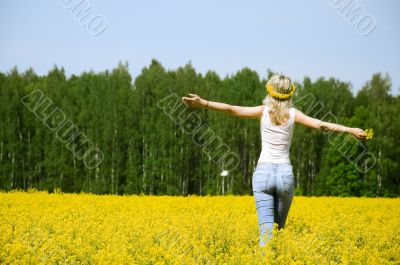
[{"xmin": 1, "ymin": 0, "xmax": 399, "ymax": 95}]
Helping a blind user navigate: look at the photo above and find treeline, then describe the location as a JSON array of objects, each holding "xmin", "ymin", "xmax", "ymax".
[{"xmin": 0, "ymin": 60, "xmax": 399, "ymax": 196}]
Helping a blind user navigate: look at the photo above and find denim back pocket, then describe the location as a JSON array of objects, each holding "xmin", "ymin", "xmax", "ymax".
[
  {"xmin": 282, "ymin": 175, "xmax": 295, "ymax": 195},
  {"xmin": 252, "ymin": 166, "xmax": 271, "ymax": 192},
  {"xmin": 279, "ymin": 164, "xmax": 295, "ymax": 195}
]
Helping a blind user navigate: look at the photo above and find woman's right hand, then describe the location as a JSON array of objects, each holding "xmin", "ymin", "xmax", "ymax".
[
  {"xmin": 181, "ymin": 93, "xmax": 208, "ymax": 108},
  {"xmin": 349, "ymin": 128, "xmax": 367, "ymax": 139}
]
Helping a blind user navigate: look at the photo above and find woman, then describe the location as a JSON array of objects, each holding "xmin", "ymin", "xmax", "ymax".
[{"xmin": 182, "ymin": 74, "xmax": 367, "ymax": 247}]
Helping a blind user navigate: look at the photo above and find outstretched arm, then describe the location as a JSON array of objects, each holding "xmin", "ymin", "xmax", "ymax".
[
  {"xmin": 294, "ymin": 109, "xmax": 367, "ymax": 139},
  {"xmin": 181, "ymin": 93, "xmax": 264, "ymax": 119}
]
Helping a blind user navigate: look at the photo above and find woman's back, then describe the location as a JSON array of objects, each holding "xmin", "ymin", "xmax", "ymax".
[{"xmin": 258, "ymin": 105, "xmax": 296, "ymax": 164}]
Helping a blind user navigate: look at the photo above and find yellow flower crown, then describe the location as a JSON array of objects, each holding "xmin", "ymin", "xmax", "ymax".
[{"xmin": 267, "ymin": 83, "xmax": 296, "ymax": 100}]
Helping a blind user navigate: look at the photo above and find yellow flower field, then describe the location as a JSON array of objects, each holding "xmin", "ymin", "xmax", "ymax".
[{"xmin": 0, "ymin": 190, "xmax": 399, "ymax": 265}]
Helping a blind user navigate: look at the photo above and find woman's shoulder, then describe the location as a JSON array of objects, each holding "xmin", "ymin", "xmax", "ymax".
[{"xmin": 290, "ymin": 107, "xmax": 297, "ymax": 122}]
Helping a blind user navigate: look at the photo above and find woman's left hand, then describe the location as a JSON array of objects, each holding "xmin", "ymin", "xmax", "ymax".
[{"xmin": 349, "ymin": 128, "xmax": 367, "ymax": 139}]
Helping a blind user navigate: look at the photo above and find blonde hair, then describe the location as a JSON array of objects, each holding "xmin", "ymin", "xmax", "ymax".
[{"xmin": 262, "ymin": 74, "xmax": 294, "ymax": 125}]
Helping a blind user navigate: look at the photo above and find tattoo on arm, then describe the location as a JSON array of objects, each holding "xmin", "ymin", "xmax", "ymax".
[{"xmin": 320, "ymin": 125, "xmax": 329, "ymax": 132}]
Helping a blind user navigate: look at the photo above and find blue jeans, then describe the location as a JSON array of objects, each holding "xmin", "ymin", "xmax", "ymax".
[{"xmin": 252, "ymin": 162, "xmax": 295, "ymax": 247}]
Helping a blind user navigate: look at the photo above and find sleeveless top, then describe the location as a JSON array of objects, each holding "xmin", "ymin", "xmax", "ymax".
[{"xmin": 257, "ymin": 105, "xmax": 296, "ymax": 163}]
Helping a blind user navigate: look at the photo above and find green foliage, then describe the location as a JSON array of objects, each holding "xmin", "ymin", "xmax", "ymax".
[{"xmin": 0, "ymin": 62, "xmax": 398, "ymax": 197}]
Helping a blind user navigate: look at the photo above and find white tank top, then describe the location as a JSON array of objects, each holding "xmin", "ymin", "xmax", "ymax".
[{"xmin": 258, "ymin": 105, "xmax": 296, "ymax": 163}]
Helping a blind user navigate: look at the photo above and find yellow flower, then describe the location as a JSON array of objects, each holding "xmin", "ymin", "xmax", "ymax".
[
  {"xmin": 365, "ymin": 128, "xmax": 374, "ymax": 140},
  {"xmin": 1, "ymin": 190, "xmax": 398, "ymax": 264}
]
